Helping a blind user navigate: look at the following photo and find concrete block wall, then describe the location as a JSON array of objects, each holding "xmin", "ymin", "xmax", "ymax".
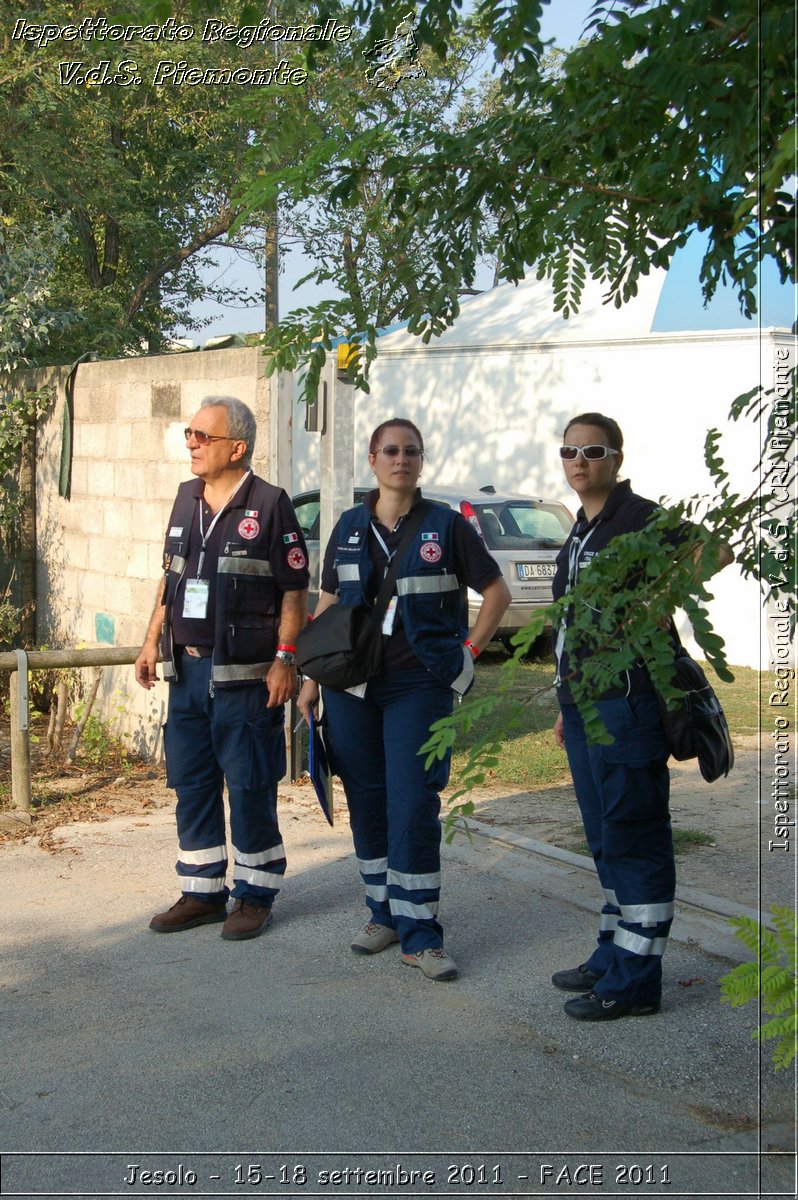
[{"xmin": 34, "ymin": 349, "xmax": 271, "ymax": 757}]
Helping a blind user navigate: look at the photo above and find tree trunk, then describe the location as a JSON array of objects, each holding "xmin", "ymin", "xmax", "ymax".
[{"xmin": 264, "ymin": 206, "xmax": 279, "ymax": 331}]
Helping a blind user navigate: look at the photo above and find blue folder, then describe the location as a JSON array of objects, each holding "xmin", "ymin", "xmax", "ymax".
[{"xmin": 308, "ymin": 710, "xmax": 334, "ymax": 826}]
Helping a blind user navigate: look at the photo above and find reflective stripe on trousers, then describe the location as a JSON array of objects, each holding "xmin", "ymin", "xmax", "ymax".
[
  {"xmin": 324, "ymin": 668, "xmax": 453, "ymax": 955},
  {"xmin": 561, "ymin": 692, "xmax": 674, "ymax": 1007},
  {"xmin": 165, "ymin": 653, "xmax": 287, "ymax": 905}
]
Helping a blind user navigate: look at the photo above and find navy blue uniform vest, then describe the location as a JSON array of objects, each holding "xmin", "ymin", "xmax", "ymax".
[
  {"xmin": 161, "ymin": 475, "xmax": 297, "ymax": 687},
  {"xmin": 333, "ymin": 503, "xmax": 472, "ymax": 690}
]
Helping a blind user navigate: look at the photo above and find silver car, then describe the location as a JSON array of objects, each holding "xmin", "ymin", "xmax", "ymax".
[{"xmin": 292, "ymin": 484, "xmax": 573, "ymax": 656}]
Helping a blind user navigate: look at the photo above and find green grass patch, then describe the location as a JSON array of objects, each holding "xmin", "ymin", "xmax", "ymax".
[
  {"xmin": 450, "ymin": 653, "xmax": 566, "ymax": 790},
  {"xmin": 672, "ymin": 828, "xmax": 715, "ymax": 851},
  {"xmin": 701, "ymin": 661, "xmax": 769, "ymax": 738}
]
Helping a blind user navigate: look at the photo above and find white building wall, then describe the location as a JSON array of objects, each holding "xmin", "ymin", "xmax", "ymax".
[{"xmin": 293, "ymin": 314, "xmax": 791, "ymax": 670}]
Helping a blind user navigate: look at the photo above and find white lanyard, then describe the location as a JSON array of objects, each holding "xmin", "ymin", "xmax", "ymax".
[
  {"xmin": 555, "ymin": 521, "xmax": 600, "ymax": 684},
  {"xmin": 369, "ymin": 521, "xmax": 396, "ymax": 575},
  {"xmin": 196, "ymin": 470, "xmax": 251, "ymax": 579},
  {"xmin": 369, "ymin": 522, "xmax": 400, "ymax": 633},
  {"xmin": 565, "ymin": 521, "xmax": 599, "ymax": 592}
]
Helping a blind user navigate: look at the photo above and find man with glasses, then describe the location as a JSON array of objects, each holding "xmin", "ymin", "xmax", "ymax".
[{"xmin": 135, "ymin": 396, "xmax": 308, "ymax": 940}]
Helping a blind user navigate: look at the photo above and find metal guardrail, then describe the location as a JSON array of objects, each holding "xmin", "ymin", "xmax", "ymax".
[
  {"xmin": 0, "ymin": 647, "xmax": 141, "ymax": 815},
  {"xmin": 0, "ymin": 647, "xmax": 304, "ymax": 816}
]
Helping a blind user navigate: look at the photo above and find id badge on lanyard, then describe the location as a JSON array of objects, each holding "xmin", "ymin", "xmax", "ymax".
[
  {"xmin": 371, "ymin": 523, "xmax": 399, "ymax": 635},
  {"xmin": 181, "ymin": 475, "xmax": 249, "ymax": 620},
  {"xmin": 382, "ymin": 595, "xmax": 398, "ymax": 635},
  {"xmin": 182, "ymin": 578, "xmax": 210, "ymax": 619}
]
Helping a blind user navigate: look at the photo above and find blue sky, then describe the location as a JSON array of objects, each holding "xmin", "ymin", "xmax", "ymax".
[
  {"xmin": 652, "ymin": 232, "xmax": 795, "ymax": 331},
  {"xmin": 183, "ymin": 2, "xmax": 795, "ymax": 340}
]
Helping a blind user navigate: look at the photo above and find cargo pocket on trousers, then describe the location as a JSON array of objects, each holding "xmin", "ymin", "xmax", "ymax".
[
  {"xmin": 600, "ymin": 694, "xmax": 669, "ymax": 766},
  {"xmin": 245, "ymin": 710, "xmax": 286, "ymax": 791}
]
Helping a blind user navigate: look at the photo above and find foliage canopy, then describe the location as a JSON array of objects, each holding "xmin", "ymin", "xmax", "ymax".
[{"xmin": 234, "ymin": 0, "xmax": 795, "ymax": 398}]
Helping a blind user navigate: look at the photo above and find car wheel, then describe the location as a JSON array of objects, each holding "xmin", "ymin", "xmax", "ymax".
[{"xmin": 500, "ymin": 631, "xmax": 554, "ymax": 661}]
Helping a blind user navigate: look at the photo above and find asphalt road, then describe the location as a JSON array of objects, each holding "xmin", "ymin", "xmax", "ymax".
[{"xmin": 0, "ymin": 794, "xmax": 794, "ymax": 1200}]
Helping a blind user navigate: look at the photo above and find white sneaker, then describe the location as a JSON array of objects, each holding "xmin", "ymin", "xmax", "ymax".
[
  {"xmin": 350, "ymin": 921, "xmax": 399, "ymax": 955},
  {"xmin": 401, "ymin": 947, "xmax": 458, "ymax": 981}
]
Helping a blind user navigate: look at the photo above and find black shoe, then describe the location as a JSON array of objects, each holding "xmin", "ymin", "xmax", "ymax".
[
  {"xmin": 551, "ymin": 964, "xmax": 604, "ymax": 992},
  {"xmin": 564, "ymin": 991, "xmax": 660, "ymax": 1021}
]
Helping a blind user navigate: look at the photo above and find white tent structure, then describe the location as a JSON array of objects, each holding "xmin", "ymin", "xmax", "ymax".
[{"xmin": 292, "ymin": 265, "xmax": 794, "ymax": 670}]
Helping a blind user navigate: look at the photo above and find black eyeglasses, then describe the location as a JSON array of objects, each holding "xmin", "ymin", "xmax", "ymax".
[
  {"xmin": 184, "ymin": 427, "xmax": 236, "ymax": 445},
  {"xmin": 376, "ymin": 445, "xmax": 424, "ymax": 458},
  {"xmin": 559, "ymin": 444, "xmax": 619, "ymax": 461}
]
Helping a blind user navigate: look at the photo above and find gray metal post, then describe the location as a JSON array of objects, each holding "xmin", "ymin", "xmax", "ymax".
[
  {"xmin": 268, "ymin": 367, "xmax": 298, "ymax": 779},
  {"xmin": 319, "ymin": 353, "xmax": 355, "ymax": 555}
]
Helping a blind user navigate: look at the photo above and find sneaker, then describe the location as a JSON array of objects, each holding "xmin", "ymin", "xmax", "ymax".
[
  {"xmin": 149, "ymin": 895, "xmax": 227, "ymax": 934},
  {"xmin": 551, "ymin": 963, "xmax": 604, "ymax": 992},
  {"xmin": 351, "ymin": 921, "xmax": 400, "ymax": 956},
  {"xmin": 221, "ymin": 899, "xmax": 273, "ymax": 941},
  {"xmin": 401, "ymin": 947, "xmax": 458, "ymax": 981},
  {"xmin": 563, "ymin": 991, "xmax": 660, "ymax": 1021}
]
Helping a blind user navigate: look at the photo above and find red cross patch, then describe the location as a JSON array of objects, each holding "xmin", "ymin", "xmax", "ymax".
[
  {"xmin": 420, "ymin": 542, "xmax": 442, "ymax": 563},
  {"xmin": 238, "ymin": 517, "xmax": 260, "ymax": 540},
  {"xmin": 287, "ymin": 547, "xmax": 307, "ymax": 570}
]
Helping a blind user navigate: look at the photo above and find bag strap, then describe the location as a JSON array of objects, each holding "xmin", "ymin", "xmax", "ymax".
[{"xmin": 371, "ymin": 501, "xmax": 431, "ymax": 621}]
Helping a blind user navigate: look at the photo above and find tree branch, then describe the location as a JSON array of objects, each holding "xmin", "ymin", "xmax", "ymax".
[{"xmin": 125, "ymin": 207, "xmax": 238, "ymax": 321}]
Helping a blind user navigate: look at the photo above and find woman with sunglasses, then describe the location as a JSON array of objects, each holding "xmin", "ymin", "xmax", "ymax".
[
  {"xmin": 298, "ymin": 418, "xmax": 510, "ymax": 981},
  {"xmin": 550, "ymin": 413, "xmax": 730, "ymax": 1021}
]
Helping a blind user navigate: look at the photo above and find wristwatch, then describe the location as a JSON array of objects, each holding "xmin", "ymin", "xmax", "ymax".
[{"xmin": 275, "ymin": 649, "xmax": 296, "ymax": 667}]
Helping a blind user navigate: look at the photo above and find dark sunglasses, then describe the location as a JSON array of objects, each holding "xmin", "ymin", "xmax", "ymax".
[
  {"xmin": 376, "ymin": 445, "xmax": 424, "ymax": 458},
  {"xmin": 559, "ymin": 444, "xmax": 619, "ymax": 461},
  {"xmin": 184, "ymin": 427, "xmax": 236, "ymax": 445}
]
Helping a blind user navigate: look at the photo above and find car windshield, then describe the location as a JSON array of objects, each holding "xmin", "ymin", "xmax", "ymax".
[{"xmin": 472, "ymin": 502, "xmax": 571, "ymax": 550}]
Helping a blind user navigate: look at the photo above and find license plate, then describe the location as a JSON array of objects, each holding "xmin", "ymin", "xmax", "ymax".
[{"xmin": 517, "ymin": 562, "xmax": 556, "ymax": 580}]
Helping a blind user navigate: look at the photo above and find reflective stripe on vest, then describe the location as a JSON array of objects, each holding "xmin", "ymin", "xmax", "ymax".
[
  {"xmin": 396, "ymin": 575, "xmax": 460, "ymax": 597},
  {"xmin": 217, "ymin": 556, "xmax": 273, "ymax": 577},
  {"xmin": 451, "ymin": 647, "xmax": 475, "ymax": 696},
  {"xmin": 212, "ymin": 661, "xmax": 271, "ymax": 683},
  {"xmin": 337, "ymin": 564, "xmax": 361, "ymax": 582}
]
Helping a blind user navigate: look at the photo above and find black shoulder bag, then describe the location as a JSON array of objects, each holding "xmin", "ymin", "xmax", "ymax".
[
  {"xmin": 655, "ymin": 646, "xmax": 734, "ymax": 783},
  {"xmin": 295, "ymin": 503, "xmax": 428, "ymax": 691}
]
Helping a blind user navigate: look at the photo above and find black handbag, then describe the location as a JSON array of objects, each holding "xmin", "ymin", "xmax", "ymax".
[
  {"xmin": 655, "ymin": 648, "xmax": 734, "ymax": 783},
  {"xmin": 296, "ymin": 502, "xmax": 429, "ymax": 691},
  {"xmin": 295, "ymin": 601, "xmax": 384, "ymax": 690}
]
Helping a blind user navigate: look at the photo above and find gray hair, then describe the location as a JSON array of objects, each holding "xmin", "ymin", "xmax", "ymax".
[{"xmin": 200, "ymin": 396, "xmax": 256, "ymax": 465}]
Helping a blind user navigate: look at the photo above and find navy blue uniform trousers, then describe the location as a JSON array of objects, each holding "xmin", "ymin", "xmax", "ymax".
[
  {"xmin": 163, "ymin": 653, "xmax": 287, "ymax": 905},
  {"xmin": 561, "ymin": 690, "xmax": 675, "ymax": 1006},
  {"xmin": 323, "ymin": 668, "xmax": 453, "ymax": 955}
]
